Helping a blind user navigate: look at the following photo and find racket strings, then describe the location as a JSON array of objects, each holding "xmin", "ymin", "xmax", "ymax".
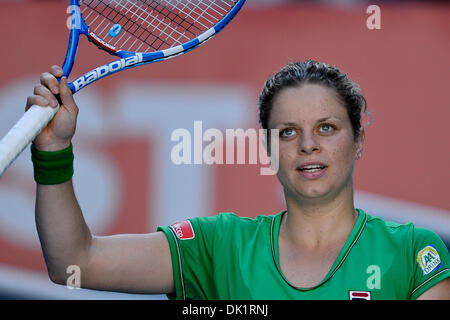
[{"xmin": 81, "ymin": 0, "xmax": 238, "ymax": 53}]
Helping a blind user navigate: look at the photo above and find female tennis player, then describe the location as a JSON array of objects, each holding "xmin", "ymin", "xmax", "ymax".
[{"xmin": 27, "ymin": 61, "xmax": 449, "ymax": 299}]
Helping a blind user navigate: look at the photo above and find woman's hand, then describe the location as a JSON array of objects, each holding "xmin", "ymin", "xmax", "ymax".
[{"xmin": 26, "ymin": 65, "xmax": 79, "ymax": 151}]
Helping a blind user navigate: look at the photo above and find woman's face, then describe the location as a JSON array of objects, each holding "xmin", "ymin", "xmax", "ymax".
[{"xmin": 268, "ymin": 83, "xmax": 363, "ymax": 203}]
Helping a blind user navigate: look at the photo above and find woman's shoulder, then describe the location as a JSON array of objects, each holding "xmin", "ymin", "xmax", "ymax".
[
  {"xmin": 218, "ymin": 211, "xmax": 281, "ymax": 224},
  {"xmin": 365, "ymin": 212, "xmax": 414, "ymax": 233},
  {"xmin": 190, "ymin": 211, "xmax": 283, "ymax": 231},
  {"xmin": 362, "ymin": 209, "xmax": 448, "ymax": 250}
]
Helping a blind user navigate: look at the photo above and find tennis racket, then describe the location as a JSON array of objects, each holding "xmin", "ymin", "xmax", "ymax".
[{"xmin": 0, "ymin": 0, "xmax": 246, "ymax": 176}]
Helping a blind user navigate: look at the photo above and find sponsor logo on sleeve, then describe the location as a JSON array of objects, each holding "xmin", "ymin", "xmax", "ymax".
[
  {"xmin": 170, "ymin": 220, "xmax": 195, "ymax": 240},
  {"xmin": 417, "ymin": 245, "xmax": 442, "ymax": 275},
  {"xmin": 349, "ymin": 290, "xmax": 371, "ymax": 300}
]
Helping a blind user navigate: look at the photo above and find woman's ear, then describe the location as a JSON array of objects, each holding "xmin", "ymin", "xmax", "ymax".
[{"xmin": 355, "ymin": 128, "xmax": 365, "ymax": 160}]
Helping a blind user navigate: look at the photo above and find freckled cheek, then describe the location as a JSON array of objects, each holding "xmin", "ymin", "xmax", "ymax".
[
  {"xmin": 277, "ymin": 144, "xmax": 296, "ymax": 168},
  {"xmin": 327, "ymin": 141, "xmax": 355, "ymax": 172},
  {"xmin": 276, "ymin": 146, "xmax": 297, "ymax": 181}
]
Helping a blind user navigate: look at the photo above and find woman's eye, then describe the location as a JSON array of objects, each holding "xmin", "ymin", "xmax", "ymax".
[
  {"xmin": 280, "ymin": 128, "xmax": 296, "ymax": 137},
  {"xmin": 319, "ymin": 124, "xmax": 334, "ymax": 133}
]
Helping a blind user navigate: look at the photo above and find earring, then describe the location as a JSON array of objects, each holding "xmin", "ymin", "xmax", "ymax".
[{"xmin": 356, "ymin": 151, "xmax": 362, "ymax": 160}]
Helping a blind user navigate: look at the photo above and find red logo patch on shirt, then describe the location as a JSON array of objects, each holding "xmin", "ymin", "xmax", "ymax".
[
  {"xmin": 349, "ymin": 290, "xmax": 371, "ymax": 300},
  {"xmin": 170, "ymin": 220, "xmax": 195, "ymax": 240}
]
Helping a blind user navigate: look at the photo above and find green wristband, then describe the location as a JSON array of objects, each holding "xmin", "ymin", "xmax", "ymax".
[{"xmin": 31, "ymin": 143, "xmax": 74, "ymax": 185}]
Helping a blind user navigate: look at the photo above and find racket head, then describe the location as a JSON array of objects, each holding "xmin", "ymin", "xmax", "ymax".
[{"xmin": 63, "ymin": 0, "xmax": 246, "ymax": 93}]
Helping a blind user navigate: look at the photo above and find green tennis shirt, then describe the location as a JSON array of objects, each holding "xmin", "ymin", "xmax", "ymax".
[{"xmin": 157, "ymin": 209, "xmax": 450, "ymax": 300}]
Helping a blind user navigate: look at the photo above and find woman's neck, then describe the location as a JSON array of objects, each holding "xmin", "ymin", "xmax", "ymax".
[{"xmin": 281, "ymin": 183, "xmax": 358, "ymax": 250}]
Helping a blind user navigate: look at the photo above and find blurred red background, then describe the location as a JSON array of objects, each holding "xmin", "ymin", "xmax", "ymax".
[{"xmin": 0, "ymin": 1, "xmax": 448, "ymax": 298}]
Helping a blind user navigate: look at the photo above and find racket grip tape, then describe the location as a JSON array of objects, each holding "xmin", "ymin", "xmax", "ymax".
[{"xmin": 0, "ymin": 105, "xmax": 59, "ymax": 176}]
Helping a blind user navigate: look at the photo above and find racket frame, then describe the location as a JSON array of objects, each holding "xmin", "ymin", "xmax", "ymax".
[
  {"xmin": 65, "ymin": 0, "xmax": 246, "ymax": 93},
  {"xmin": 0, "ymin": 0, "xmax": 246, "ymax": 177}
]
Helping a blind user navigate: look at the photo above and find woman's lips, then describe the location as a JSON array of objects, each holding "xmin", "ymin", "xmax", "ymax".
[{"xmin": 297, "ymin": 162, "xmax": 328, "ymax": 179}]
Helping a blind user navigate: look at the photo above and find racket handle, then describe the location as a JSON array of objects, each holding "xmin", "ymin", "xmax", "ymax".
[{"xmin": 0, "ymin": 105, "xmax": 58, "ymax": 176}]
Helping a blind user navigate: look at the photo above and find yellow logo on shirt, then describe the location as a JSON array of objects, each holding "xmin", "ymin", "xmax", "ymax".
[{"xmin": 417, "ymin": 245, "xmax": 441, "ymax": 275}]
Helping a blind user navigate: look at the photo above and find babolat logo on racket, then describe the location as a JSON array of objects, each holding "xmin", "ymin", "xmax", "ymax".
[
  {"xmin": 170, "ymin": 220, "xmax": 195, "ymax": 240},
  {"xmin": 72, "ymin": 53, "xmax": 143, "ymax": 91}
]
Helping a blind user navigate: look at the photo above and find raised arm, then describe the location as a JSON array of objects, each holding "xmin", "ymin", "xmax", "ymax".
[{"xmin": 29, "ymin": 66, "xmax": 174, "ymax": 294}]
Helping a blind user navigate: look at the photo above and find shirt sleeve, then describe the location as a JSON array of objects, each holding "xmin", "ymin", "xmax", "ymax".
[
  {"xmin": 409, "ymin": 226, "xmax": 450, "ymax": 299},
  {"xmin": 157, "ymin": 214, "xmax": 222, "ymax": 300}
]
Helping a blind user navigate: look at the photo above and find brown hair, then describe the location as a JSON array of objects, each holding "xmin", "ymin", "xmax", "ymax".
[{"xmin": 259, "ymin": 60, "xmax": 369, "ymax": 139}]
